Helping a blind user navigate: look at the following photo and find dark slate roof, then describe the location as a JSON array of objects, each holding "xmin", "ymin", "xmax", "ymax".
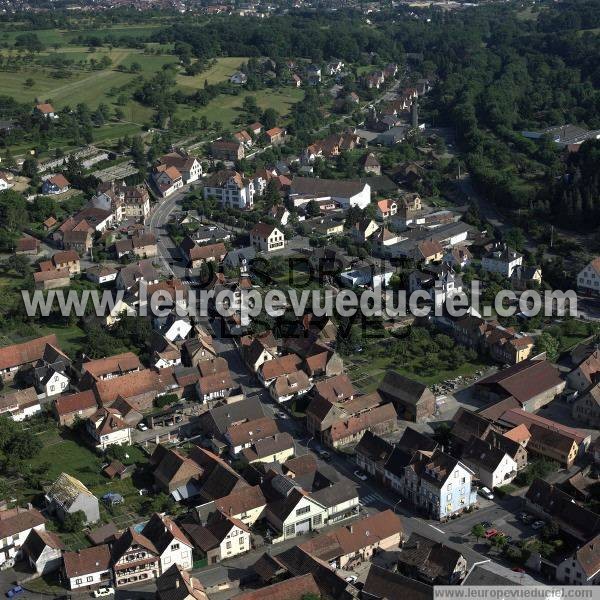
[
  {"xmin": 398, "ymin": 533, "xmax": 463, "ymax": 581},
  {"xmin": 355, "ymin": 430, "xmax": 393, "ymax": 463},
  {"xmin": 397, "ymin": 427, "xmax": 438, "ymax": 453},
  {"xmin": 384, "ymin": 447, "xmax": 415, "ymax": 479},
  {"xmin": 363, "ymin": 564, "xmax": 433, "ymax": 600},
  {"xmin": 310, "ymin": 480, "xmax": 357, "ymax": 509},
  {"xmin": 378, "ymin": 371, "xmax": 431, "ymax": 405}
]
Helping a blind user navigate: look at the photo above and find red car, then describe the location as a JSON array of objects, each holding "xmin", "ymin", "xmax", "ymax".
[
  {"xmin": 512, "ymin": 567, "xmax": 526, "ymax": 573},
  {"xmin": 484, "ymin": 528, "xmax": 498, "ymax": 538}
]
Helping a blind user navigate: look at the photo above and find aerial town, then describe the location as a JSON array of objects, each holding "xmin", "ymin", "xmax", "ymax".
[{"xmin": 1, "ymin": 1, "xmax": 600, "ymax": 599}]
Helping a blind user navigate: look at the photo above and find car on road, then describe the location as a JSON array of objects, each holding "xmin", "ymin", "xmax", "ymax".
[
  {"xmin": 5, "ymin": 587, "xmax": 23, "ymax": 598},
  {"xmin": 318, "ymin": 450, "xmax": 332, "ymax": 461},
  {"xmin": 479, "ymin": 486, "xmax": 494, "ymax": 500},
  {"xmin": 93, "ymin": 588, "xmax": 114, "ymax": 597},
  {"xmin": 137, "ymin": 422, "xmax": 148, "ymax": 431},
  {"xmin": 345, "ymin": 575, "xmax": 358, "ymax": 584},
  {"xmin": 512, "ymin": 567, "xmax": 526, "ymax": 573},
  {"xmin": 484, "ymin": 528, "xmax": 498, "ymax": 539},
  {"xmin": 480, "ymin": 521, "xmax": 492, "ymax": 529},
  {"xmin": 532, "ymin": 520, "xmax": 546, "ymax": 530},
  {"xmin": 354, "ymin": 470, "xmax": 368, "ymax": 481}
]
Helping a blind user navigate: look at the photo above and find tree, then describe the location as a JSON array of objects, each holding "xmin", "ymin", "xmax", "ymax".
[
  {"xmin": 62, "ymin": 510, "xmax": 86, "ymax": 533},
  {"xmin": 471, "ymin": 523, "xmax": 485, "ymax": 541},
  {"xmin": 7, "ymin": 254, "xmax": 32, "ymax": 278},
  {"xmin": 535, "ymin": 332, "xmax": 560, "ymax": 361},
  {"xmin": 261, "ymin": 107, "xmax": 279, "ymax": 129}
]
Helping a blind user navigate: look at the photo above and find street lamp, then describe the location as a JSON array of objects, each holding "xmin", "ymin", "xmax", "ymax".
[{"xmin": 393, "ymin": 499, "xmax": 402, "ymax": 514}]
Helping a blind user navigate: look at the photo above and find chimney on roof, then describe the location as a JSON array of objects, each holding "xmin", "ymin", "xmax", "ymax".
[{"xmin": 175, "ymin": 578, "xmax": 180, "ymax": 589}]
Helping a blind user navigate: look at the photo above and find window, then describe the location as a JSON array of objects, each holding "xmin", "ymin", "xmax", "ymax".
[
  {"xmin": 313, "ymin": 514, "xmax": 322, "ymax": 526},
  {"xmin": 239, "ymin": 537, "xmax": 244, "ymax": 545},
  {"xmin": 285, "ymin": 524, "xmax": 295, "ymax": 537},
  {"xmin": 447, "ymin": 493, "xmax": 452, "ymax": 501},
  {"xmin": 87, "ymin": 576, "xmax": 93, "ymax": 582},
  {"xmin": 296, "ymin": 506, "xmax": 310, "ymax": 517},
  {"xmin": 164, "ymin": 557, "xmax": 171, "ymax": 565},
  {"xmin": 75, "ymin": 579, "xmax": 82, "ymax": 585},
  {"xmin": 226, "ymin": 541, "xmax": 231, "ymax": 549}
]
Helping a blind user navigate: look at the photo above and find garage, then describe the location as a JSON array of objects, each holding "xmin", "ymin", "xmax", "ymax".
[{"xmin": 295, "ymin": 518, "xmax": 311, "ymax": 535}]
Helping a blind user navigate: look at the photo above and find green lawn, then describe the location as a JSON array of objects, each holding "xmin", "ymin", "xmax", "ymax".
[
  {"xmin": 176, "ymin": 56, "xmax": 250, "ymax": 90},
  {"xmin": 177, "ymin": 86, "xmax": 304, "ymax": 129}
]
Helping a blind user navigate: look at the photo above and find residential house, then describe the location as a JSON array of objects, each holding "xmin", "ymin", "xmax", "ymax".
[
  {"xmin": 355, "ymin": 431, "xmax": 394, "ymax": 481},
  {"xmin": 462, "ymin": 436, "xmax": 518, "ymax": 489},
  {"xmin": 21, "ymin": 528, "xmax": 64, "ymax": 575},
  {"xmin": 527, "ymin": 423, "xmax": 579, "ymax": 467},
  {"xmin": 232, "ymin": 574, "xmax": 319, "ymax": 600},
  {"xmin": 323, "ymin": 402, "xmax": 397, "ymax": 449},
  {"xmin": 577, "ymin": 258, "xmax": 600, "ymax": 295},
  {"xmin": 211, "ymin": 140, "xmax": 245, "ymax": 161},
  {"xmin": 525, "ymin": 478, "xmax": 600, "ymax": 543},
  {"xmin": 45, "ymin": 472, "xmax": 100, "ymax": 525},
  {"xmin": 270, "ymin": 371, "xmax": 312, "ymax": 403},
  {"xmin": 481, "ymin": 243, "xmax": 523, "ymax": 278},
  {"xmin": 376, "ymin": 199, "xmax": 397, "ymax": 220},
  {"xmin": 0, "ymin": 334, "xmax": 63, "ymax": 382},
  {"xmin": 137, "ymin": 512, "xmax": 194, "ymax": 573},
  {"xmin": 32, "ymin": 342, "xmax": 70, "ymax": 397},
  {"xmin": 153, "ymin": 447, "xmax": 203, "ymax": 495},
  {"xmin": 179, "ymin": 239, "xmax": 227, "ymax": 268},
  {"xmin": 266, "ymin": 127, "xmax": 286, "ymax": 145},
  {"xmin": 203, "ymin": 170, "xmax": 254, "ymax": 209},
  {"xmin": 46, "ymin": 250, "xmax": 80, "ymax": 275},
  {"xmin": 234, "ymin": 130, "xmax": 253, "ymax": 147},
  {"xmin": 35, "ymin": 103, "xmax": 57, "ymax": 118},
  {"xmin": 313, "ymin": 374, "xmax": 356, "ymax": 404},
  {"xmin": 567, "ymin": 349, "xmax": 600, "ymax": 392},
  {"xmin": 363, "ymin": 153, "xmax": 381, "ymax": 176},
  {"xmin": 158, "ymin": 151, "xmax": 202, "ymax": 184},
  {"xmin": 449, "ymin": 315, "xmax": 534, "ymax": 365},
  {"xmin": 110, "ymin": 527, "xmax": 160, "ymax": 587},
  {"xmin": 230, "ymin": 72, "xmax": 247, "ymax": 85},
  {"xmin": 42, "ymin": 174, "xmax": 70, "ymax": 195},
  {"xmin": 85, "ymin": 407, "xmax": 133, "ymax": 450},
  {"xmin": 378, "ymin": 370, "xmax": 436, "ymax": 422},
  {"xmin": 81, "ymin": 352, "xmax": 143, "ymax": 386},
  {"xmin": 196, "ymin": 371, "xmax": 236, "ymax": 405},
  {"xmin": 156, "ymin": 565, "xmax": 208, "ymax": 600},
  {"xmin": 397, "ymin": 533, "xmax": 467, "ymax": 585},
  {"xmin": 116, "ymin": 259, "xmax": 159, "ymax": 292},
  {"xmin": 183, "ymin": 513, "xmax": 250, "ymax": 564},
  {"xmin": 0, "ymin": 388, "xmax": 41, "ymax": 422},
  {"xmin": 207, "ymin": 485, "xmax": 266, "ymax": 527},
  {"xmin": 444, "ymin": 246, "xmax": 472, "ymax": 269},
  {"xmin": 298, "ymin": 509, "xmax": 404, "ymax": 570},
  {"xmin": 240, "ymin": 432, "xmax": 295, "ymax": 465},
  {"xmin": 352, "ymin": 219, "xmax": 378, "ymax": 244},
  {"xmin": 249, "ymin": 223, "xmax": 284, "ymax": 252},
  {"xmin": 510, "ymin": 265, "xmax": 542, "ymax": 290},
  {"xmin": 225, "ymin": 416, "xmax": 280, "ymax": 456},
  {"xmin": 556, "ymin": 533, "xmax": 600, "ymax": 584},
  {"xmin": 114, "ymin": 233, "xmax": 158, "ymax": 259},
  {"xmin": 86, "ymin": 266, "xmax": 118, "ymax": 284},
  {"xmin": 0, "ymin": 508, "xmax": 46, "ymax": 568},
  {"xmin": 572, "ymin": 383, "xmax": 600, "ymax": 427},
  {"xmin": 62, "ymin": 544, "xmax": 112, "ymax": 590},
  {"xmin": 264, "ymin": 486, "xmax": 328, "ymax": 541},
  {"xmin": 153, "ymin": 165, "xmax": 184, "ymax": 198},
  {"xmin": 362, "ymin": 565, "xmax": 433, "ymax": 600},
  {"xmin": 388, "ymin": 449, "xmax": 477, "ymax": 521},
  {"xmin": 54, "ymin": 390, "xmax": 98, "ymax": 426}
]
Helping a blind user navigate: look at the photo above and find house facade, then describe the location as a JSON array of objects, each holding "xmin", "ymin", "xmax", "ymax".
[
  {"xmin": 249, "ymin": 223, "xmax": 284, "ymax": 252},
  {"xmin": 577, "ymin": 258, "xmax": 600, "ymax": 295}
]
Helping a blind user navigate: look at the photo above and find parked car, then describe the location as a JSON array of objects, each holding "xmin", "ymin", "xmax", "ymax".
[
  {"xmin": 318, "ymin": 450, "xmax": 332, "ymax": 461},
  {"xmin": 137, "ymin": 422, "xmax": 148, "ymax": 431},
  {"xmin": 6, "ymin": 587, "xmax": 23, "ymax": 599},
  {"xmin": 93, "ymin": 588, "xmax": 114, "ymax": 597},
  {"xmin": 532, "ymin": 520, "xmax": 546, "ymax": 530},
  {"xmin": 519, "ymin": 512, "xmax": 533, "ymax": 524},
  {"xmin": 345, "ymin": 575, "xmax": 358, "ymax": 584},
  {"xmin": 480, "ymin": 521, "xmax": 492, "ymax": 529},
  {"xmin": 354, "ymin": 470, "xmax": 368, "ymax": 481},
  {"xmin": 512, "ymin": 567, "xmax": 526, "ymax": 573},
  {"xmin": 479, "ymin": 486, "xmax": 494, "ymax": 500},
  {"xmin": 484, "ymin": 528, "xmax": 498, "ymax": 539}
]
